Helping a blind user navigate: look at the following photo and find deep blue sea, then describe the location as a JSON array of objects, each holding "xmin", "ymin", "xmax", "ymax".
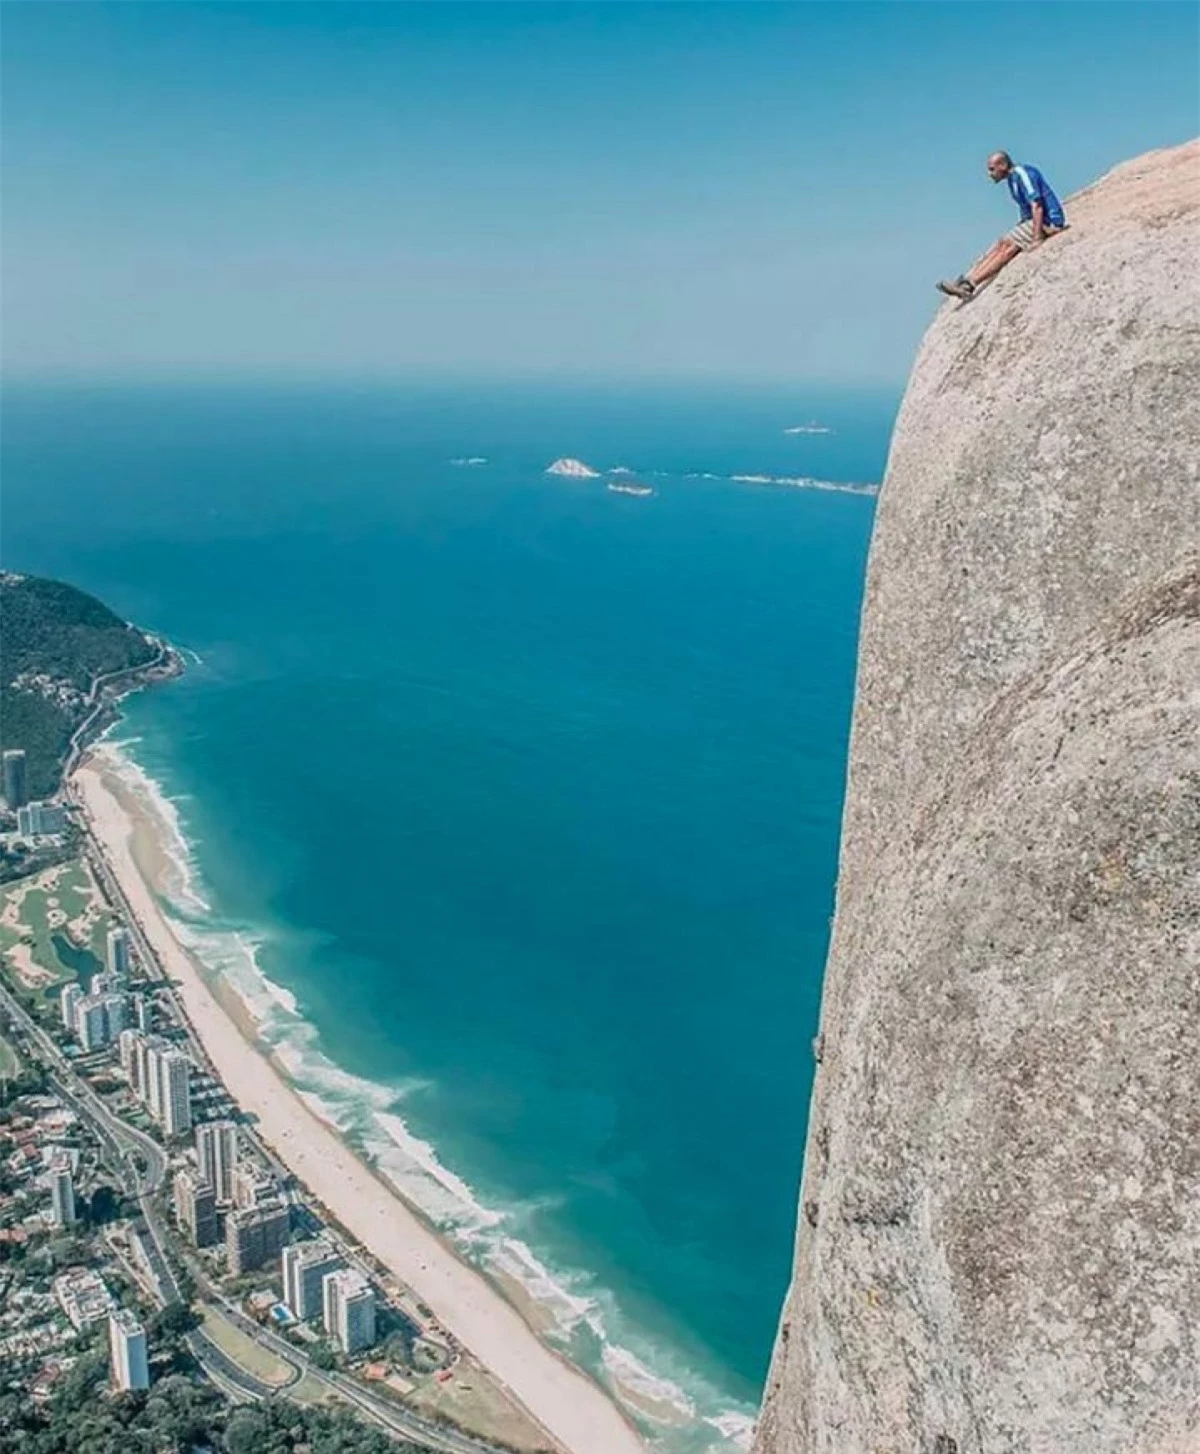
[{"xmin": 2, "ymin": 379, "xmax": 892, "ymax": 1448}]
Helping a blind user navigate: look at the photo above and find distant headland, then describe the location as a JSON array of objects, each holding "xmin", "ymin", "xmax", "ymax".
[{"xmin": 0, "ymin": 572, "xmax": 182, "ymax": 804}]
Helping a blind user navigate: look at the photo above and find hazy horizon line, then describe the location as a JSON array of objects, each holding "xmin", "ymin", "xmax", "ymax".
[{"xmin": 2, "ymin": 365, "xmax": 905, "ymax": 396}]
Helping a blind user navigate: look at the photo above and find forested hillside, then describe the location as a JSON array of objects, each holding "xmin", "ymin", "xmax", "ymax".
[
  {"xmin": 0, "ymin": 1343, "xmax": 441, "ymax": 1454},
  {"xmin": 0, "ymin": 572, "xmax": 162, "ymax": 799}
]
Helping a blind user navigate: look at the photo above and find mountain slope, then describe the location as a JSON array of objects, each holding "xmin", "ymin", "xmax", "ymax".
[
  {"xmin": 755, "ymin": 140, "xmax": 1200, "ymax": 1453},
  {"xmin": 0, "ymin": 572, "xmax": 166, "ymax": 800}
]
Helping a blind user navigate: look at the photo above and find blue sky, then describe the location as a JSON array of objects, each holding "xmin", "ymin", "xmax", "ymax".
[{"xmin": 3, "ymin": 2, "xmax": 1197, "ymax": 385}]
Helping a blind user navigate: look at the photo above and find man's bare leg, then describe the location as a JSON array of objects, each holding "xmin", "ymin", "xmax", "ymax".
[
  {"xmin": 966, "ymin": 237, "xmax": 1020, "ymax": 287},
  {"xmin": 938, "ymin": 233, "xmax": 1028, "ymax": 300},
  {"xmin": 938, "ymin": 236, "xmax": 1019, "ymax": 299}
]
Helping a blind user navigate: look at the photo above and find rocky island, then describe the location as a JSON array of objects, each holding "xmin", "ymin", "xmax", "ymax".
[{"xmin": 545, "ymin": 457, "xmax": 600, "ymax": 479}]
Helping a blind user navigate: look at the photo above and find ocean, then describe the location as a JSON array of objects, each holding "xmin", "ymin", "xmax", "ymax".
[{"xmin": 2, "ymin": 378, "xmax": 892, "ymax": 1449}]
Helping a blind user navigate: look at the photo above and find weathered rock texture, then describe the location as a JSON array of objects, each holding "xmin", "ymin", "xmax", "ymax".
[{"xmin": 755, "ymin": 141, "xmax": 1200, "ymax": 1454}]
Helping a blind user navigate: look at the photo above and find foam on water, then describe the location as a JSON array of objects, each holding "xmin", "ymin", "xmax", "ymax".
[
  {"xmin": 708, "ymin": 1412, "xmax": 756, "ymax": 1449},
  {"xmin": 570, "ymin": 462, "xmax": 878, "ymax": 496},
  {"xmin": 603, "ymin": 1343, "xmax": 697, "ymax": 1415},
  {"xmin": 97, "ymin": 733, "xmax": 759, "ymax": 1451},
  {"xmin": 93, "ymin": 737, "xmax": 212, "ymax": 915}
]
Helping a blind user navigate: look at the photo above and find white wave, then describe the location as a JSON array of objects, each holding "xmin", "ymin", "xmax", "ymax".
[
  {"xmin": 374, "ymin": 1111, "xmax": 504, "ymax": 1232},
  {"xmin": 173, "ymin": 920, "xmax": 267, "ymax": 1000},
  {"xmin": 624, "ymin": 465, "xmax": 874, "ymax": 499},
  {"xmin": 730, "ymin": 472, "xmax": 878, "ymax": 496},
  {"xmin": 100, "ymin": 731, "xmax": 756, "ymax": 1451},
  {"xmin": 261, "ymin": 975, "xmax": 299, "ymax": 1016},
  {"xmin": 602, "ymin": 1342, "xmax": 696, "ymax": 1417},
  {"xmin": 487, "ymin": 1236, "xmax": 598, "ymax": 1330},
  {"xmin": 708, "ymin": 1411, "xmax": 756, "ymax": 1449},
  {"xmin": 91, "ymin": 739, "xmax": 212, "ymax": 915}
]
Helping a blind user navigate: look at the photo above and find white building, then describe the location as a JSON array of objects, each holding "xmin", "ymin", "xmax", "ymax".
[
  {"xmin": 135, "ymin": 1039, "xmax": 191, "ymax": 1134},
  {"xmin": 195, "ymin": 1119, "xmax": 238, "ymax": 1203},
  {"xmin": 47, "ymin": 1153, "xmax": 76, "ymax": 1227},
  {"xmin": 60, "ymin": 983, "xmax": 83, "ymax": 1033},
  {"xmin": 75, "ymin": 995, "xmax": 111, "ymax": 1052},
  {"xmin": 134, "ymin": 1037, "xmax": 156, "ymax": 1107},
  {"xmin": 233, "ymin": 1162, "xmax": 276, "ymax": 1210},
  {"xmin": 106, "ymin": 925, "xmax": 132, "ymax": 976},
  {"xmin": 174, "ymin": 1168, "xmax": 219, "ymax": 1248},
  {"xmin": 134, "ymin": 995, "xmax": 153, "ymax": 1033},
  {"xmin": 158, "ymin": 1050, "xmax": 192, "ymax": 1137},
  {"xmin": 143, "ymin": 1039, "xmax": 168, "ymax": 1118},
  {"xmin": 101, "ymin": 994, "xmax": 128, "ymax": 1039},
  {"xmin": 282, "ymin": 1240, "xmax": 342, "ymax": 1322},
  {"xmin": 118, "ymin": 1028, "xmax": 143, "ymax": 1085},
  {"xmin": 322, "ymin": 1268, "xmax": 376, "ymax": 1354},
  {"xmin": 2, "ymin": 748, "xmax": 28, "ymax": 809},
  {"xmin": 53, "ymin": 1268, "xmax": 115, "ymax": 1330},
  {"xmin": 109, "ymin": 1308, "xmax": 150, "ymax": 1391},
  {"xmin": 16, "ymin": 801, "xmax": 68, "ymax": 837}
]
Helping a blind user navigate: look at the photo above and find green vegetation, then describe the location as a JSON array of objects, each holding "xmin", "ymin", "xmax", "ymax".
[
  {"xmin": 0, "ymin": 1029, "xmax": 21, "ymax": 1076},
  {"xmin": 199, "ymin": 1305, "xmax": 296, "ymax": 1386},
  {"xmin": 0, "ymin": 572, "xmax": 161, "ymax": 801},
  {"xmin": 0, "ymin": 1359, "xmax": 441, "ymax": 1454},
  {"xmin": 0, "ymin": 1061, "xmax": 48, "ymax": 1106},
  {"xmin": 0, "ymin": 836, "xmax": 77, "ymax": 889},
  {"xmin": 288, "ymin": 1370, "xmax": 336, "ymax": 1406},
  {"xmin": 0, "ymin": 860, "xmax": 112, "ymax": 991}
]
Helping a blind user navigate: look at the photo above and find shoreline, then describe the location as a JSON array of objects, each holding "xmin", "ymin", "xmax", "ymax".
[{"xmin": 71, "ymin": 750, "xmax": 650, "ymax": 1454}]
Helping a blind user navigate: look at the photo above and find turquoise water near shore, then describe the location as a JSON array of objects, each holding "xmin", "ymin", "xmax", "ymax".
[{"xmin": 3, "ymin": 380, "xmax": 891, "ymax": 1448}]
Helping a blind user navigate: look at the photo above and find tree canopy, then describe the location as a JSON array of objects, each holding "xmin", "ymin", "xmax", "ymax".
[
  {"xmin": 0, "ymin": 1360, "xmax": 439, "ymax": 1454},
  {"xmin": 0, "ymin": 572, "xmax": 159, "ymax": 800}
]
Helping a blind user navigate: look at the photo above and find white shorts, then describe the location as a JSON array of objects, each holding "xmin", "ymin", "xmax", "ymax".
[{"xmin": 1007, "ymin": 220, "xmax": 1067, "ymax": 250}]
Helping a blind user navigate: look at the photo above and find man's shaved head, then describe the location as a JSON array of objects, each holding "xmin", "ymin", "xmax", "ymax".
[{"xmin": 987, "ymin": 151, "xmax": 1014, "ymax": 181}]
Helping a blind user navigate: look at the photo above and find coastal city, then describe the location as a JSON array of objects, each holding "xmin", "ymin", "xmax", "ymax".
[
  {"xmin": 3, "ymin": 1, "xmax": 1196, "ymax": 1448},
  {"xmin": 0, "ymin": 569, "xmax": 650, "ymax": 1454},
  {"xmin": 0, "ymin": 736, "xmax": 559, "ymax": 1454}
]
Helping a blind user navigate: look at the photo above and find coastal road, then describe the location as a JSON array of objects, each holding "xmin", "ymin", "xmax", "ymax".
[
  {"xmin": 0, "ymin": 982, "xmax": 182, "ymax": 1320},
  {"xmin": 188, "ymin": 1327, "xmax": 286, "ymax": 1403},
  {"xmin": 61, "ymin": 802, "xmax": 560, "ymax": 1454},
  {"xmin": 0, "ymin": 977, "xmax": 164, "ymax": 1187},
  {"xmin": 0, "ymin": 981, "xmax": 302, "ymax": 1407},
  {"xmin": 0, "ymin": 986, "xmax": 520, "ymax": 1454},
  {"xmin": 186, "ymin": 1247, "xmax": 526, "ymax": 1454},
  {"xmin": 0, "ymin": 984, "xmax": 168, "ymax": 1202},
  {"xmin": 62, "ymin": 638, "xmax": 177, "ymax": 781},
  {"xmin": 69, "ymin": 759, "xmax": 629, "ymax": 1454}
]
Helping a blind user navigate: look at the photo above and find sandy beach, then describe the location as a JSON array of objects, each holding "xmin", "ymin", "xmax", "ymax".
[{"xmin": 73, "ymin": 754, "xmax": 647, "ymax": 1454}]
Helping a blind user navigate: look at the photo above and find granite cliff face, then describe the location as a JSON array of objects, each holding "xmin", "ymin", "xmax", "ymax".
[{"xmin": 755, "ymin": 141, "xmax": 1199, "ymax": 1454}]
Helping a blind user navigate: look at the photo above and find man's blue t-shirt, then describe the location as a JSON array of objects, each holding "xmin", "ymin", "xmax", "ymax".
[{"xmin": 1007, "ymin": 164, "xmax": 1066, "ymax": 227}]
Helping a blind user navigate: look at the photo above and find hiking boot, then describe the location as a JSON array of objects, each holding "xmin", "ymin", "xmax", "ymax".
[{"xmin": 936, "ymin": 277, "xmax": 976, "ymax": 301}]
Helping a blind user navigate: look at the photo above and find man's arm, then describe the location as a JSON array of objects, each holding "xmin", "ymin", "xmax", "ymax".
[{"xmin": 1029, "ymin": 198, "xmax": 1045, "ymax": 246}]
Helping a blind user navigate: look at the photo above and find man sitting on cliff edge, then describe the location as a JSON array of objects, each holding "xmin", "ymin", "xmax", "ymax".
[{"xmin": 937, "ymin": 152, "xmax": 1067, "ymax": 300}]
